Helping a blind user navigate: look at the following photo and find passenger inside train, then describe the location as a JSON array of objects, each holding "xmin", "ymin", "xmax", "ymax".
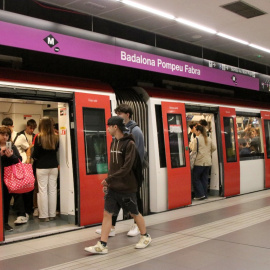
[
  {"xmin": 188, "ymin": 116, "xmax": 215, "ymax": 200},
  {"xmin": 0, "ymin": 98, "xmax": 76, "ymax": 241},
  {"xmin": 237, "ymin": 116, "xmax": 263, "ymax": 158}
]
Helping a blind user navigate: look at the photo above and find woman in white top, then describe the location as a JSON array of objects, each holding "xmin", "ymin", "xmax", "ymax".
[{"xmin": 191, "ymin": 125, "xmax": 216, "ymax": 200}]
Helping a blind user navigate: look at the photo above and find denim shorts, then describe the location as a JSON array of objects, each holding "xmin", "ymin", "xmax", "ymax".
[{"xmin": 104, "ymin": 189, "xmax": 139, "ymax": 216}]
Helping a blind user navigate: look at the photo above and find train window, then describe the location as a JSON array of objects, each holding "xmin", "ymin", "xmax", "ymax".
[
  {"xmin": 167, "ymin": 113, "xmax": 186, "ymax": 168},
  {"xmin": 223, "ymin": 117, "xmax": 237, "ymax": 162},
  {"xmin": 155, "ymin": 105, "xmax": 166, "ymax": 168},
  {"xmin": 236, "ymin": 116, "xmax": 264, "ymax": 160},
  {"xmin": 83, "ymin": 107, "xmax": 108, "ymax": 175},
  {"xmin": 264, "ymin": 120, "xmax": 270, "ymax": 159}
]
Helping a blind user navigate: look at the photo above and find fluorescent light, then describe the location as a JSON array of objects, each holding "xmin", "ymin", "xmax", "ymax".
[
  {"xmin": 119, "ymin": 1, "xmax": 270, "ymax": 53},
  {"xmin": 249, "ymin": 44, "xmax": 270, "ymax": 53},
  {"xmin": 217, "ymin": 33, "xmax": 249, "ymax": 45},
  {"xmin": 121, "ymin": 0, "xmax": 175, "ymax": 20},
  {"xmin": 176, "ymin": 18, "xmax": 217, "ymax": 34}
]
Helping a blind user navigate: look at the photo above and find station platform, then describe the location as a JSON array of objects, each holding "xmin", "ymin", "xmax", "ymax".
[{"xmin": 1, "ymin": 189, "xmax": 270, "ymax": 270}]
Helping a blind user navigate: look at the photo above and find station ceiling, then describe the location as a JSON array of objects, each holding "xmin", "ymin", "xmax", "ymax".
[{"xmin": 36, "ymin": 0, "xmax": 270, "ymax": 67}]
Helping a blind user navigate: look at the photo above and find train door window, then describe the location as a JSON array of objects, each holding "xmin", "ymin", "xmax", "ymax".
[
  {"xmin": 155, "ymin": 105, "xmax": 166, "ymax": 168},
  {"xmin": 167, "ymin": 113, "xmax": 185, "ymax": 168},
  {"xmin": 223, "ymin": 117, "xmax": 237, "ymax": 162},
  {"xmin": 83, "ymin": 108, "xmax": 108, "ymax": 175},
  {"xmin": 236, "ymin": 116, "xmax": 264, "ymax": 159},
  {"xmin": 264, "ymin": 120, "xmax": 270, "ymax": 158}
]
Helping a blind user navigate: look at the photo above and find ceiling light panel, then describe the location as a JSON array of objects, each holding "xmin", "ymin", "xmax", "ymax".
[
  {"xmin": 121, "ymin": 0, "xmax": 175, "ymax": 19},
  {"xmin": 217, "ymin": 32, "xmax": 249, "ymax": 45},
  {"xmin": 249, "ymin": 44, "xmax": 270, "ymax": 53},
  {"xmin": 176, "ymin": 18, "xmax": 217, "ymax": 34}
]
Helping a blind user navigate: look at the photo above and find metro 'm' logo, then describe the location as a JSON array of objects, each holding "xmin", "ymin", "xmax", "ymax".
[{"xmin": 43, "ymin": 34, "xmax": 59, "ymax": 48}]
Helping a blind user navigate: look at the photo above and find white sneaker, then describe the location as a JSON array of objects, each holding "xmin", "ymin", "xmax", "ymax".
[
  {"xmin": 135, "ymin": 234, "xmax": 152, "ymax": 249},
  {"xmin": 95, "ymin": 228, "xmax": 116, "ymax": 237},
  {"xmin": 33, "ymin": 208, "xmax": 39, "ymax": 217},
  {"xmin": 84, "ymin": 241, "xmax": 108, "ymax": 254},
  {"xmin": 127, "ymin": 224, "xmax": 140, "ymax": 237},
  {"xmin": 14, "ymin": 213, "xmax": 29, "ymax": 225}
]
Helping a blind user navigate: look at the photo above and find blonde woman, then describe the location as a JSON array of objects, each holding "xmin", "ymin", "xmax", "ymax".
[
  {"xmin": 191, "ymin": 125, "xmax": 216, "ymax": 200},
  {"xmin": 32, "ymin": 118, "xmax": 59, "ymax": 221}
]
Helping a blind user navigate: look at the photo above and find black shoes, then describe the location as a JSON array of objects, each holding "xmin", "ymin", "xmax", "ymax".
[
  {"xmin": 4, "ymin": 223, "xmax": 13, "ymax": 231},
  {"xmin": 194, "ymin": 196, "xmax": 207, "ymax": 200}
]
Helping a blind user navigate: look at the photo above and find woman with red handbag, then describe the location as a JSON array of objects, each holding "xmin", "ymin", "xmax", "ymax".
[
  {"xmin": 0, "ymin": 126, "xmax": 22, "ymax": 231},
  {"xmin": 32, "ymin": 117, "xmax": 59, "ymax": 222}
]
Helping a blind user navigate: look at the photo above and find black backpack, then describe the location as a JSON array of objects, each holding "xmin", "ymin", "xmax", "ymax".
[
  {"xmin": 121, "ymin": 139, "xmax": 144, "ymax": 188},
  {"xmin": 128, "ymin": 123, "xmax": 149, "ymax": 169}
]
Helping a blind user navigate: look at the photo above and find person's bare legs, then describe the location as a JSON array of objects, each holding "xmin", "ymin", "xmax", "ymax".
[
  {"xmin": 100, "ymin": 210, "xmax": 113, "ymax": 242},
  {"xmin": 131, "ymin": 213, "xmax": 146, "ymax": 235}
]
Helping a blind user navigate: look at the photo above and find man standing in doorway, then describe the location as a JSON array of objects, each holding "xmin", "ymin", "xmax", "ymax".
[
  {"xmin": 85, "ymin": 116, "xmax": 151, "ymax": 254},
  {"xmin": 15, "ymin": 119, "xmax": 37, "ymax": 164}
]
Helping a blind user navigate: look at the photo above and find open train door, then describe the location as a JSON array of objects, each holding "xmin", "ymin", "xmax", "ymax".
[
  {"xmin": 260, "ymin": 111, "xmax": 270, "ymax": 188},
  {"xmin": 161, "ymin": 101, "xmax": 191, "ymax": 209},
  {"xmin": 219, "ymin": 107, "xmax": 240, "ymax": 197},
  {"xmin": 74, "ymin": 92, "xmax": 111, "ymax": 226},
  {"xmin": 0, "ymin": 159, "xmax": 3, "ymax": 242}
]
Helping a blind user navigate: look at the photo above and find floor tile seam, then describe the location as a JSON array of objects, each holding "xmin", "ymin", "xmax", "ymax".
[
  {"xmin": 0, "ymin": 207, "xmax": 265, "ymax": 261},
  {"xmin": 40, "ymin": 215, "xmax": 270, "ymax": 270},
  {"xmin": 206, "ymin": 237, "xmax": 270, "ymax": 251},
  {"xmin": 1, "ymin": 204, "xmax": 268, "ymax": 262},
  {"xmin": 41, "ymin": 235, "xmax": 212, "ymax": 270},
  {"xmin": 4, "ymin": 225, "xmax": 81, "ymax": 243},
  {"xmin": 70, "ymin": 220, "xmax": 270, "ymax": 270},
  {"xmin": 144, "ymin": 205, "xmax": 270, "ymax": 240},
  {"xmin": 42, "ymin": 236, "xmax": 207, "ymax": 270},
  {"xmin": 144, "ymin": 192, "xmax": 270, "ymax": 222},
  {"xmin": 178, "ymin": 219, "xmax": 270, "ymax": 242},
  {"xmin": 146, "ymin": 191, "xmax": 270, "ymax": 219},
  {"xmin": 2, "ymin": 192, "xmax": 270, "ymax": 260},
  {"xmin": 7, "ymin": 191, "xmax": 270, "ymax": 244},
  {"xmin": 177, "ymin": 207, "xmax": 270, "ymax": 237},
  {"xmin": 41, "ymin": 261, "xmax": 89, "ymax": 270},
  {"xmin": 44, "ymin": 233, "xmax": 205, "ymax": 266},
  {"xmin": 41, "ymin": 206, "xmax": 270, "ymax": 270},
  {"xmin": 138, "ymin": 206, "xmax": 270, "ymax": 244}
]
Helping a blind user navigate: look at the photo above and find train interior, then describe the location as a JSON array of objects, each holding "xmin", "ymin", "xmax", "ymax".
[
  {"xmin": 186, "ymin": 110, "xmax": 265, "ymax": 199},
  {"xmin": 0, "ymin": 98, "xmax": 77, "ymax": 242},
  {"xmin": 236, "ymin": 114, "xmax": 265, "ymax": 194},
  {"xmin": 186, "ymin": 112, "xmax": 220, "ymax": 202}
]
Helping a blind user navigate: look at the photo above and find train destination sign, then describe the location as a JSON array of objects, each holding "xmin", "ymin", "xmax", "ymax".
[{"xmin": 0, "ymin": 19, "xmax": 261, "ymax": 91}]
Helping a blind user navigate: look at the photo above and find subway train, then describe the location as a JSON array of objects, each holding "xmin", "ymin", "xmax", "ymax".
[{"xmin": 0, "ymin": 68, "xmax": 270, "ymax": 243}]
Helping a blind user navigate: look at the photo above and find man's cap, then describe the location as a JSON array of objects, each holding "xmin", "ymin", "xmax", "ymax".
[{"xmin": 107, "ymin": 116, "xmax": 128, "ymax": 131}]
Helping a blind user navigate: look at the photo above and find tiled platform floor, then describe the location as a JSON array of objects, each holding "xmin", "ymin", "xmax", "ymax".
[{"xmin": 1, "ymin": 190, "xmax": 270, "ymax": 270}]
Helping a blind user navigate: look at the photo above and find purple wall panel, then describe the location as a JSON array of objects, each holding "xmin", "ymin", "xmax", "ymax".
[{"xmin": 0, "ymin": 21, "xmax": 259, "ymax": 91}]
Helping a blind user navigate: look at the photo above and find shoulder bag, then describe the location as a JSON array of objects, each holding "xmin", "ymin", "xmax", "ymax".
[
  {"xmin": 4, "ymin": 159, "xmax": 35, "ymax": 193},
  {"xmin": 190, "ymin": 137, "xmax": 199, "ymax": 170}
]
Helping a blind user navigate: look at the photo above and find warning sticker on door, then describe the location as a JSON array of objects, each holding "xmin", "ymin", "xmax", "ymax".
[
  {"xmin": 169, "ymin": 125, "xmax": 182, "ymax": 133},
  {"xmin": 60, "ymin": 108, "xmax": 66, "ymax": 116}
]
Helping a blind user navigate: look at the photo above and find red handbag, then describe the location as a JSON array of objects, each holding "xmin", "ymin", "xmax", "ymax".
[{"xmin": 4, "ymin": 159, "xmax": 35, "ymax": 193}]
